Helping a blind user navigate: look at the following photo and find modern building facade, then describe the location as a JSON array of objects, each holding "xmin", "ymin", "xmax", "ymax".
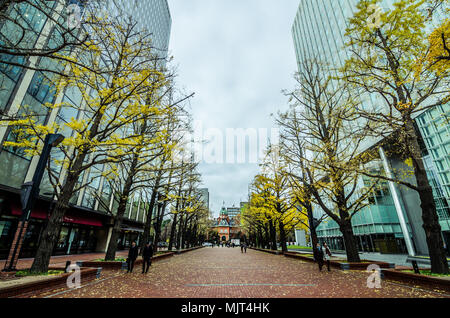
[
  {"xmin": 226, "ymin": 206, "xmax": 241, "ymax": 219},
  {"xmin": 111, "ymin": 0, "xmax": 172, "ymax": 61},
  {"xmin": 295, "ymin": 229, "xmax": 308, "ymax": 247},
  {"xmin": 199, "ymin": 188, "xmax": 210, "ymax": 212},
  {"xmin": 0, "ymin": 0, "xmax": 172, "ymax": 259},
  {"xmin": 292, "ymin": 0, "xmax": 450, "ymax": 255}
]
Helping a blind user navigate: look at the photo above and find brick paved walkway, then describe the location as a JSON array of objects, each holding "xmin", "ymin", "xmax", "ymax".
[{"xmin": 26, "ymin": 247, "xmax": 450, "ymax": 298}]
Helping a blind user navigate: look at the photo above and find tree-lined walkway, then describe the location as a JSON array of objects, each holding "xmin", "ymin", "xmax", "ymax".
[{"xmin": 28, "ymin": 247, "xmax": 449, "ymax": 298}]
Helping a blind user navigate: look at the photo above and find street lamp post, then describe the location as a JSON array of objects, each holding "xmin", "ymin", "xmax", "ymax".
[{"xmin": 3, "ymin": 134, "xmax": 64, "ymax": 272}]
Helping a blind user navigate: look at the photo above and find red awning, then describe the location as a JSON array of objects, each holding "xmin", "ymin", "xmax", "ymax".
[
  {"xmin": 62, "ymin": 214, "xmax": 103, "ymax": 227},
  {"xmin": 11, "ymin": 203, "xmax": 49, "ymax": 219},
  {"xmin": 10, "ymin": 203, "xmax": 103, "ymax": 227}
]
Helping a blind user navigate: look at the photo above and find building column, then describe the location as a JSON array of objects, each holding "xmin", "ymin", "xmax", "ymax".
[
  {"xmin": 379, "ymin": 147, "xmax": 416, "ymax": 256},
  {"xmin": 98, "ymin": 226, "xmax": 114, "ymax": 253}
]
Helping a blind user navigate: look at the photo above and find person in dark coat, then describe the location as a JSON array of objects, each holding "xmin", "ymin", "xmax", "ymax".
[
  {"xmin": 323, "ymin": 243, "xmax": 332, "ymax": 272},
  {"xmin": 313, "ymin": 243, "xmax": 324, "ymax": 271},
  {"xmin": 127, "ymin": 241, "xmax": 139, "ymax": 273},
  {"xmin": 142, "ymin": 242, "xmax": 154, "ymax": 274}
]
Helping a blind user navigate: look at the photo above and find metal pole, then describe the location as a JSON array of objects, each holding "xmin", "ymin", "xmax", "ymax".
[{"xmin": 379, "ymin": 147, "xmax": 416, "ymax": 256}]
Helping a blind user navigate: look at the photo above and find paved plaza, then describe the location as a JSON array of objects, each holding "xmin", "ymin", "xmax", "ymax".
[{"xmin": 24, "ymin": 247, "xmax": 450, "ymax": 298}]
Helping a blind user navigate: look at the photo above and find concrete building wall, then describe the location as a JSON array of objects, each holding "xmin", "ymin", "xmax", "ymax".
[
  {"xmin": 295, "ymin": 230, "xmax": 307, "ymax": 247},
  {"xmin": 390, "ymin": 158, "xmax": 429, "ymax": 255}
]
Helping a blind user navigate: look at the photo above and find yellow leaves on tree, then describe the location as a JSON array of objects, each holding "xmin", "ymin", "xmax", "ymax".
[{"xmin": 426, "ymin": 18, "xmax": 450, "ymax": 75}]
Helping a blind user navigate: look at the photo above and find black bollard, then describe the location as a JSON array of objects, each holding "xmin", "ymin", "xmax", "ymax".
[
  {"xmin": 65, "ymin": 261, "xmax": 71, "ymax": 272},
  {"xmin": 412, "ymin": 260, "xmax": 420, "ymax": 274}
]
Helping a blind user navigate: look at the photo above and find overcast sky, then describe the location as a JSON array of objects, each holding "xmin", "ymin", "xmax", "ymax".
[{"xmin": 168, "ymin": 0, "xmax": 300, "ymax": 217}]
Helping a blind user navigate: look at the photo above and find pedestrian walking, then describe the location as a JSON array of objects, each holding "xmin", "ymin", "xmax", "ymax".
[
  {"xmin": 243, "ymin": 242, "xmax": 247, "ymax": 253},
  {"xmin": 323, "ymin": 242, "xmax": 332, "ymax": 272},
  {"xmin": 127, "ymin": 241, "xmax": 139, "ymax": 273},
  {"xmin": 142, "ymin": 242, "xmax": 154, "ymax": 274},
  {"xmin": 241, "ymin": 243, "xmax": 244, "ymax": 253},
  {"xmin": 313, "ymin": 242, "xmax": 324, "ymax": 271}
]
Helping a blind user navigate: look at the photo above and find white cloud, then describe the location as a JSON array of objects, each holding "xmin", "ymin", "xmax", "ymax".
[{"xmin": 168, "ymin": 0, "xmax": 299, "ymax": 216}]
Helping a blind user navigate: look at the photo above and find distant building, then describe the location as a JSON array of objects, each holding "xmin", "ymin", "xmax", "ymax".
[
  {"xmin": 211, "ymin": 205, "xmax": 242, "ymax": 242},
  {"xmin": 295, "ymin": 229, "xmax": 308, "ymax": 247},
  {"xmin": 226, "ymin": 206, "xmax": 240, "ymax": 218},
  {"xmin": 199, "ymin": 188, "xmax": 209, "ymax": 211},
  {"xmin": 112, "ymin": 0, "xmax": 172, "ymax": 61}
]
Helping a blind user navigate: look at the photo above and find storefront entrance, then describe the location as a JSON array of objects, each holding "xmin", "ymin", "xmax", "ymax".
[
  {"xmin": 443, "ymin": 231, "xmax": 450, "ymax": 256},
  {"xmin": 118, "ymin": 231, "xmax": 142, "ymax": 250},
  {"xmin": 53, "ymin": 224, "xmax": 98, "ymax": 256},
  {"xmin": 0, "ymin": 200, "xmax": 105, "ymax": 259}
]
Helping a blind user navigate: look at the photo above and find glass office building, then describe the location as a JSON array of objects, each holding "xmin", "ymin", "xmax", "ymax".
[
  {"xmin": 226, "ymin": 207, "xmax": 241, "ymax": 219},
  {"xmin": 0, "ymin": 0, "xmax": 172, "ymax": 259},
  {"xmin": 292, "ymin": 0, "xmax": 450, "ymax": 255},
  {"xmin": 111, "ymin": 0, "xmax": 172, "ymax": 60}
]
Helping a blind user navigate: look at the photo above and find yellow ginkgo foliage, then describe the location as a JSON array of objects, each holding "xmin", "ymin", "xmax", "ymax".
[
  {"xmin": 7, "ymin": 11, "xmax": 174, "ymax": 274},
  {"xmin": 427, "ymin": 18, "xmax": 450, "ymax": 74}
]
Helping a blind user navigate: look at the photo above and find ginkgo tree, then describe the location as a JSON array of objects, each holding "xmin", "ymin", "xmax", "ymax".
[
  {"xmin": 3, "ymin": 11, "xmax": 172, "ymax": 273},
  {"xmin": 277, "ymin": 58, "xmax": 379, "ymax": 262},
  {"xmin": 139, "ymin": 103, "xmax": 196, "ymax": 254},
  {"xmin": 259, "ymin": 144, "xmax": 309, "ymax": 253},
  {"xmin": 245, "ymin": 144, "xmax": 309, "ymax": 253},
  {"xmin": 167, "ymin": 158, "xmax": 202, "ymax": 251},
  {"xmin": 425, "ymin": 1, "xmax": 449, "ymax": 74},
  {"xmin": 244, "ymin": 179, "xmax": 278, "ymax": 250},
  {"xmin": 276, "ymin": 105, "xmax": 327, "ymax": 249},
  {"xmin": 174, "ymin": 164, "xmax": 204, "ymax": 250},
  {"xmin": 342, "ymin": 0, "xmax": 449, "ymax": 273},
  {"xmin": 101, "ymin": 91, "xmax": 193, "ymax": 261}
]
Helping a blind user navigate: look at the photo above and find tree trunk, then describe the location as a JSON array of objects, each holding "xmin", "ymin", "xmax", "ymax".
[
  {"xmin": 104, "ymin": 155, "xmax": 138, "ymax": 261},
  {"xmin": 176, "ymin": 214, "xmax": 184, "ymax": 250},
  {"xmin": 30, "ymin": 197, "xmax": 70, "ymax": 273},
  {"xmin": 181, "ymin": 216, "xmax": 189, "ymax": 249},
  {"xmin": 141, "ymin": 183, "xmax": 159, "ymax": 254},
  {"xmin": 257, "ymin": 227, "xmax": 263, "ymax": 248},
  {"xmin": 269, "ymin": 220, "xmax": 277, "ymax": 250},
  {"xmin": 306, "ymin": 202, "xmax": 318, "ymax": 248},
  {"xmin": 168, "ymin": 214, "xmax": 177, "ymax": 251},
  {"xmin": 263, "ymin": 225, "xmax": 270, "ymax": 249},
  {"xmin": 188, "ymin": 222, "xmax": 195, "ymax": 247},
  {"xmin": 30, "ymin": 160, "xmax": 81, "ymax": 273},
  {"xmin": 339, "ymin": 219, "xmax": 360, "ymax": 263},
  {"xmin": 104, "ymin": 189, "xmax": 131, "ymax": 261},
  {"xmin": 405, "ymin": 119, "xmax": 449, "ymax": 273},
  {"xmin": 279, "ymin": 220, "xmax": 287, "ymax": 253},
  {"xmin": 152, "ymin": 202, "xmax": 166, "ymax": 253}
]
